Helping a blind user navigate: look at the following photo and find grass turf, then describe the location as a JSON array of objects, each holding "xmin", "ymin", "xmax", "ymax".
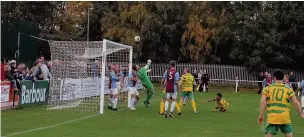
[{"xmin": 1, "ymin": 85, "xmax": 304, "ymax": 137}]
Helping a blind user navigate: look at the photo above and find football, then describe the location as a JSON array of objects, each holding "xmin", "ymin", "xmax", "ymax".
[{"xmin": 134, "ymin": 36, "xmax": 140, "ymax": 42}]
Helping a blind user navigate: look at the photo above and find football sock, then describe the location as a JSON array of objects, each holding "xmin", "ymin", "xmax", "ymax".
[
  {"xmin": 108, "ymin": 96, "xmax": 112, "ymax": 106},
  {"xmin": 160, "ymin": 100, "xmax": 164, "ymax": 114},
  {"xmin": 179, "ymin": 101, "xmax": 183, "ymax": 110},
  {"xmin": 175, "ymin": 101, "xmax": 181, "ymax": 113},
  {"xmin": 191, "ymin": 100, "xmax": 197, "ymax": 112},
  {"xmin": 113, "ymin": 97, "xmax": 118, "ymax": 108},
  {"xmin": 164, "ymin": 101, "xmax": 169, "ymax": 112},
  {"xmin": 170, "ymin": 101, "xmax": 176, "ymax": 113},
  {"xmin": 131, "ymin": 97, "xmax": 135, "ymax": 107}
]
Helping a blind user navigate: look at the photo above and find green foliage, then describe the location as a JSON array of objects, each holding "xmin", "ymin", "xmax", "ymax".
[{"xmin": 2, "ymin": 1, "xmax": 304, "ymax": 70}]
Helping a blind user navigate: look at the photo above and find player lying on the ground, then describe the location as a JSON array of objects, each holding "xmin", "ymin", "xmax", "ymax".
[
  {"xmin": 179, "ymin": 68, "xmax": 197, "ymax": 114},
  {"xmin": 133, "ymin": 59, "xmax": 154, "ymax": 108},
  {"xmin": 202, "ymin": 93, "xmax": 229, "ymax": 112},
  {"xmin": 163, "ymin": 60, "xmax": 180, "ymax": 118},
  {"xmin": 127, "ymin": 67, "xmax": 140, "ymax": 110},
  {"xmin": 258, "ymin": 69, "xmax": 304, "ymax": 137}
]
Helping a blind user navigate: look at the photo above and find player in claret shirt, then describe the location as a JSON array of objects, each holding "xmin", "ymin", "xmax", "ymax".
[{"xmin": 163, "ymin": 60, "xmax": 180, "ymax": 118}]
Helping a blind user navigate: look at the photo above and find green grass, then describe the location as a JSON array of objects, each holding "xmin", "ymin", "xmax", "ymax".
[{"xmin": 1, "ymin": 85, "xmax": 304, "ymax": 137}]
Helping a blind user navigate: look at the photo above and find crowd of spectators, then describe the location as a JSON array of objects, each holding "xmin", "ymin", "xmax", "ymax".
[
  {"xmin": 2, "ymin": 56, "xmax": 52, "ymax": 91},
  {"xmin": 257, "ymin": 71, "xmax": 298, "ymax": 94}
]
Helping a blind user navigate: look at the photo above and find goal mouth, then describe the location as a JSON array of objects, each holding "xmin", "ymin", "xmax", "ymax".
[{"xmin": 47, "ymin": 39, "xmax": 134, "ymax": 114}]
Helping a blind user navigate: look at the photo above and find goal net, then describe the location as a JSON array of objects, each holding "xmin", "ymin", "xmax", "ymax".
[{"xmin": 47, "ymin": 39, "xmax": 133, "ymax": 114}]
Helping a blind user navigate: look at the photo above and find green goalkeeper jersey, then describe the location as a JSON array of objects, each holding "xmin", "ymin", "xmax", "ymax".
[{"xmin": 136, "ymin": 67, "xmax": 151, "ymax": 84}]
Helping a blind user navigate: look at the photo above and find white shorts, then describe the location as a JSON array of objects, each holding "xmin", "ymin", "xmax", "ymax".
[
  {"xmin": 128, "ymin": 87, "xmax": 139, "ymax": 96},
  {"xmin": 110, "ymin": 88, "xmax": 119, "ymax": 95},
  {"xmin": 120, "ymin": 88, "xmax": 128, "ymax": 93},
  {"xmin": 116, "ymin": 82, "xmax": 121, "ymax": 91},
  {"xmin": 301, "ymin": 96, "xmax": 304, "ymax": 107},
  {"xmin": 104, "ymin": 89, "xmax": 111, "ymax": 95},
  {"xmin": 166, "ymin": 92, "xmax": 177, "ymax": 99}
]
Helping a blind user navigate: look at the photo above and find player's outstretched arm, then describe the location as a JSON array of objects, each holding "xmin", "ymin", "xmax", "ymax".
[
  {"xmin": 144, "ymin": 59, "xmax": 152, "ymax": 70},
  {"xmin": 290, "ymin": 96, "xmax": 304, "ymax": 119}
]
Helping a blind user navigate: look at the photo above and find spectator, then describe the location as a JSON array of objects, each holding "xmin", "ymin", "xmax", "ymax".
[
  {"xmin": 264, "ymin": 74, "xmax": 273, "ymax": 87},
  {"xmin": 199, "ymin": 69, "xmax": 210, "ymax": 92},
  {"xmin": 284, "ymin": 75, "xmax": 292, "ymax": 88},
  {"xmin": 257, "ymin": 72, "xmax": 264, "ymax": 94},
  {"xmin": 4, "ymin": 65, "xmax": 19, "ymax": 91},
  {"xmin": 289, "ymin": 71, "xmax": 297, "ymax": 91},
  {"xmin": 25, "ymin": 67, "xmax": 33, "ymax": 80},
  {"xmin": 192, "ymin": 70, "xmax": 198, "ymax": 91},
  {"xmin": 32, "ymin": 60, "xmax": 43, "ymax": 80},
  {"xmin": 40, "ymin": 56, "xmax": 51, "ymax": 80},
  {"xmin": 198, "ymin": 70, "xmax": 203, "ymax": 84},
  {"xmin": 9, "ymin": 60, "xmax": 17, "ymax": 76}
]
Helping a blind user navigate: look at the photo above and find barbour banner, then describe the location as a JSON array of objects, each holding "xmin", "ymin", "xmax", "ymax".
[{"xmin": 19, "ymin": 80, "xmax": 49, "ymax": 105}]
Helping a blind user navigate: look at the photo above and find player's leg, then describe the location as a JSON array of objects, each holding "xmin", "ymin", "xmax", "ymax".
[
  {"xmin": 168, "ymin": 93, "xmax": 177, "ymax": 118},
  {"xmin": 188, "ymin": 92, "xmax": 197, "ymax": 113},
  {"xmin": 111, "ymin": 88, "xmax": 119, "ymax": 111},
  {"xmin": 143, "ymin": 83, "xmax": 154, "ymax": 107},
  {"xmin": 264, "ymin": 123, "xmax": 279, "ymax": 137},
  {"xmin": 175, "ymin": 98, "xmax": 181, "ymax": 115},
  {"xmin": 179, "ymin": 91, "xmax": 187, "ymax": 109},
  {"xmin": 279, "ymin": 124, "xmax": 292, "ymax": 137},
  {"xmin": 183, "ymin": 97, "xmax": 187, "ymax": 106},
  {"xmin": 107, "ymin": 94, "xmax": 113, "ymax": 110},
  {"xmin": 128, "ymin": 87, "xmax": 136, "ymax": 110},
  {"xmin": 301, "ymin": 96, "xmax": 304, "ymax": 113},
  {"xmin": 159, "ymin": 89, "xmax": 166, "ymax": 115},
  {"xmin": 164, "ymin": 93, "xmax": 171, "ymax": 118}
]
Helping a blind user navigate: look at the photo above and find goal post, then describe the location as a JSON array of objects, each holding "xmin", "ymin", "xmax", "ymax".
[{"xmin": 47, "ymin": 39, "xmax": 133, "ymax": 114}]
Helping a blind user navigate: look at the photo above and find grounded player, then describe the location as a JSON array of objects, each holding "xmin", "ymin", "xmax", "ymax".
[
  {"xmin": 179, "ymin": 68, "xmax": 197, "ymax": 114},
  {"xmin": 133, "ymin": 59, "xmax": 154, "ymax": 107},
  {"xmin": 109, "ymin": 64, "xmax": 121, "ymax": 111},
  {"xmin": 203, "ymin": 93, "xmax": 229, "ymax": 112},
  {"xmin": 128, "ymin": 67, "xmax": 140, "ymax": 110},
  {"xmin": 163, "ymin": 60, "xmax": 179, "ymax": 118},
  {"xmin": 258, "ymin": 69, "xmax": 304, "ymax": 137}
]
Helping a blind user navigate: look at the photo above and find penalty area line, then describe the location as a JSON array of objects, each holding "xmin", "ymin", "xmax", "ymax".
[{"xmin": 3, "ymin": 114, "xmax": 99, "ymax": 137}]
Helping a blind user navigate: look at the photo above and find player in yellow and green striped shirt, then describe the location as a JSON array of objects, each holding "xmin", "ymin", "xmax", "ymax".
[
  {"xmin": 178, "ymin": 68, "xmax": 197, "ymax": 114},
  {"xmin": 258, "ymin": 69, "xmax": 304, "ymax": 137}
]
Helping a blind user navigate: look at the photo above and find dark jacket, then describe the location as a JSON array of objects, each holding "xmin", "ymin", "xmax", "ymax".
[
  {"xmin": 5, "ymin": 71, "xmax": 15, "ymax": 81},
  {"xmin": 202, "ymin": 73, "xmax": 209, "ymax": 83}
]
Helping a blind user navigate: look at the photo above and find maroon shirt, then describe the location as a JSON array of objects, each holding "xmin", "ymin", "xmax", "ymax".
[{"xmin": 166, "ymin": 67, "xmax": 176, "ymax": 93}]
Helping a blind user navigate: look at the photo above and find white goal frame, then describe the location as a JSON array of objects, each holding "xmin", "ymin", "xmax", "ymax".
[{"xmin": 100, "ymin": 39, "xmax": 133, "ymax": 114}]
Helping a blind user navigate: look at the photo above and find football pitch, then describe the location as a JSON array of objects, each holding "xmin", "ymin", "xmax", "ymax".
[{"xmin": 1, "ymin": 85, "xmax": 304, "ymax": 137}]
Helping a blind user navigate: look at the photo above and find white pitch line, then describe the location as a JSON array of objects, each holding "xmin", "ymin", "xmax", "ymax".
[
  {"xmin": 3, "ymin": 114, "xmax": 98, "ymax": 137},
  {"xmin": 3, "ymin": 97, "xmax": 161, "ymax": 137}
]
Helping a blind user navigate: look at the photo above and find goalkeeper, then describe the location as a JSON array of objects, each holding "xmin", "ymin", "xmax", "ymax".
[{"xmin": 133, "ymin": 59, "xmax": 154, "ymax": 107}]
